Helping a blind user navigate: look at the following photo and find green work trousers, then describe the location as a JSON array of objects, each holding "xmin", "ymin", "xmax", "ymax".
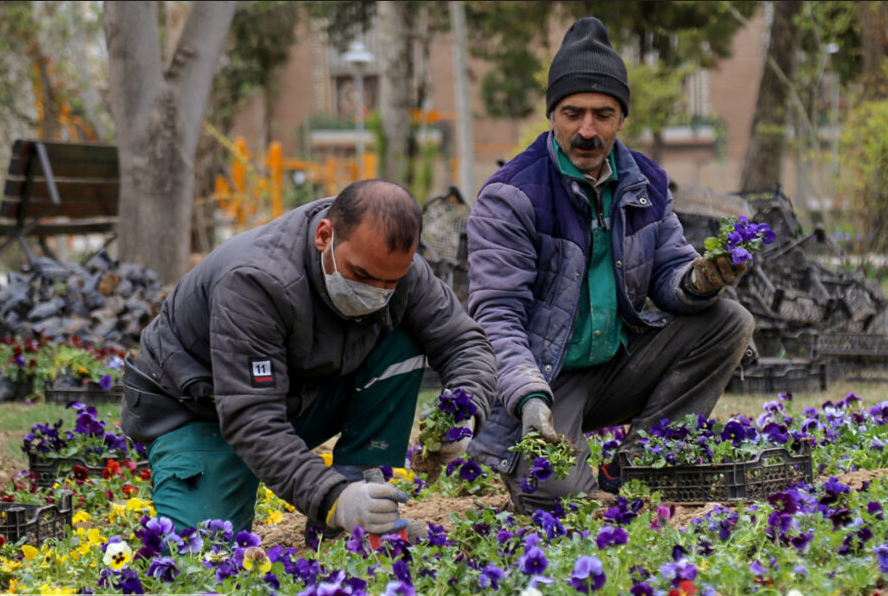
[{"xmin": 147, "ymin": 329, "xmax": 426, "ymax": 533}]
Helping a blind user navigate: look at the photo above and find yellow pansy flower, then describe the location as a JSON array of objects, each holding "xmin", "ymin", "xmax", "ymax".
[
  {"xmin": 102, "ymin": 540, "xmax": 132, "ymax": 570},
  {"xmin": 87, "ymin": 528, "xmax": 105, "ymax": 546},
  {"xmin": 266, "ymin": 510, "xmax": 284, "ymax": 525},
  {"xmin": 35, "ymin": 584, "xmax": 76, "ymax": 594},
  {"xmin": 72, "ymin": 510, "xmax": 91, "ymax": 524},
  {"xmin": 319, "ymin": 452, "xmax": 333, "ymax": 466},
  {"xmin": 126, "ymin": 497, "xmax": 153, "ymax": 512},
  {"xmin": 21, "ymin": 545, "xmax": 39, "ymax": 561},
  {"xmin": 390, "ymin": 467, "xmax": 414, "ymax": 482},
  {"xmin": 1, "ymin": 557, "xmax": 22, "ymax": 573},
  {"xmin": 242, "ymin": 546, "xmax": 271, "ymax": 574}
]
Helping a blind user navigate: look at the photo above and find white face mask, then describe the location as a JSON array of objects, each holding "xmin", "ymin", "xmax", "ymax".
[{"xmin": 322, "ymin": 229, "xmax": 395, "ymax": 317}]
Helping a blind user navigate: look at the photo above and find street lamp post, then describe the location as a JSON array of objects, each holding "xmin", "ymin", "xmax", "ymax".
[
  {"xmin": 825, "ymin": 42, "xmax": 840, "ymax": 184},
  {"xmin": 343, "ymin": 41, "xmax": 374, "ymax": 178}
]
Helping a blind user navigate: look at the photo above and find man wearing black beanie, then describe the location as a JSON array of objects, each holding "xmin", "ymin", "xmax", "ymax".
[{"xmin": 465, "ymin": 16, "xmax": 755, "ymax": 513}]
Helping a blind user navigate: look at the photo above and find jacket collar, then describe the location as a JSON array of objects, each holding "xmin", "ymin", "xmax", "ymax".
[
  {"xmin": 305, "ymin": 200, "xmax": 336, "ymax": 312},
  {"xmin": 545, "ymin": 131, "xmax": 650, "ymax": 208}
]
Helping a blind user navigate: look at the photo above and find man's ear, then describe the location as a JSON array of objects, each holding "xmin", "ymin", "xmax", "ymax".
[{"xmin": 314, "ymin": 219, "xmax": 333, "ymax": 252}]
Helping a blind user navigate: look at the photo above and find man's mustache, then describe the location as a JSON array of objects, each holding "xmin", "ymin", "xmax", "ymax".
[{"xmin": 571, "ymin": 136, "xmax": 606, "ymax": 151}]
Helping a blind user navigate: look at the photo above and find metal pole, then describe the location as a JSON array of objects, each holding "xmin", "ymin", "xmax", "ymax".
[
  {"xmin": 450, "ymin": 1, "xmax": 475, "ymax": 204},
  {"xmin": 355, "ymin": 70, "xmax": 365, "ymax": 178}
]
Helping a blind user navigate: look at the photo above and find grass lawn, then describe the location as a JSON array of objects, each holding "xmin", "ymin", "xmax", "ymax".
[{"xmin": 715, "ymin": 379, "xmax": 888, "ymax": 419}]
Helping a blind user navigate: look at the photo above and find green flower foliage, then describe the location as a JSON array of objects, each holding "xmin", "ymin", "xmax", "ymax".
[{"xmin": 510, "ymin": 431, "xmax": 579, "ymax": 480}]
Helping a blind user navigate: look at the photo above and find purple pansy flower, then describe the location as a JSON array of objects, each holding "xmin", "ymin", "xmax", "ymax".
[
  {"xmin": 119, "ymin": 568, "xmax": 144, "ymax": 594},
  {"xmin": 446, "ymin": 426, "xmax": 473, "ymax": 443},
  {"xmin": 347, "ymin": 527, "xmax": 368, "ymax": 556},
  {"xmin": 530, "ymin": 457, "xmax": 554, "ymax": 482},
  {"xmin": 532, "ymin": 509, "xmax": 566, "ymax": 541},
  {"xmin": 147, "ymin": 557, "xmax": 179, "ymax": 582},
  {"xmin": 519, "ymin": 546, "xmax": 548, "ymax": 575},
  {"xmin": 478, "ymin": 564, "xmax": 503, "ymax": 590},
  {"xmin": 875, "ymin": 543, "xmax": 888, "ymax": 574},
  {"xmin": 459, "ymin": 459, "xmax": 482, "ymax": 481},
  {"xmin": 569, "ymin": 555, "xmax": 606, "ymax": 593},
  {"xmin": 596, "ymin": 525, "xmax": 628, "ymax": 549}
]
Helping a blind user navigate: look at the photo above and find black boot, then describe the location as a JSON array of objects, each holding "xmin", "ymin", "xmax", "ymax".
[{"xmin": 597, "ymin": 460, "xmax": 622, "ymax": 495}]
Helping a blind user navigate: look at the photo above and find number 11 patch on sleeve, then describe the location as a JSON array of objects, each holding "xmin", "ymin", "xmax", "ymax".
[{"xmin": 250, "ymin": 357, "xmax": 275, "ymax": 387}]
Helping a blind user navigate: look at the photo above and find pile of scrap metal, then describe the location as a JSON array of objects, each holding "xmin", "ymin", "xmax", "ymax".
[
  {"xmin": 0, "ymin": 249, "xmax": 166, "ymax": 351},
  {"xmin": 673, "ymin": 183, "xmax": 888, "ymax": 394}
]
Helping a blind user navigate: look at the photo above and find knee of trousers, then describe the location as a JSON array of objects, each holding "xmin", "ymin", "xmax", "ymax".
[{"xmin": 711, "ymin": 299, "xmax": 755, "ymax": 348}]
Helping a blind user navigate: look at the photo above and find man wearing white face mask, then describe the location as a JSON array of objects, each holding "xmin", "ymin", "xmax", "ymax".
[{"xmin": 120, "ymin": 179, "xmax": 497, "ymax": 540}]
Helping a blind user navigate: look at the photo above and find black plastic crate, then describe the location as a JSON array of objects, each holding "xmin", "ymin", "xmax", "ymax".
[
  {"xmin": 44, "ymin": 383, "xmax": 124, "ymax": 405},
  {"xmin": 620, "ymin": 440, "xmax": 813, "ymax": 504},
  {"xmin": 0, "ymin": 491, "xmax": 72, "ymax": 545},
  {"xmin": 817, "ymin": 333, "xmax": 888, "ymax": 358},
  {"xmin": 28, "ymin": 454, "xmax": 148, "ymax": 489},
  {"xmin": 727, "ymin": 357, "xmax": 827, "ymax": 394}
]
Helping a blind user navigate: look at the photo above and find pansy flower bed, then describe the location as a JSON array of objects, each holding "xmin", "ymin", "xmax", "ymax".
[
  {"xmin": 21, "ymin": 401, "xmax": 147, "ymax": 489},
  {"xmin": 2, "ymin": 392, "xmax": 888, "ymax": 594},
  {"xmin": 0, "ymin": 336, "xmax": 126, "ymax": 400}
]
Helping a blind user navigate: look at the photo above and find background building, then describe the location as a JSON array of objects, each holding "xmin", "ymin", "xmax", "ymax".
[{"xmin": 227, "ymin": 9, "xmax": 824, "ymax": 207}]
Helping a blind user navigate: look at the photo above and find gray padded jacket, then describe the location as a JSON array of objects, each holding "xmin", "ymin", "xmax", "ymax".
[{"xmin": 134, "ymin": 197, "xmax": 497, "ymax": 522}]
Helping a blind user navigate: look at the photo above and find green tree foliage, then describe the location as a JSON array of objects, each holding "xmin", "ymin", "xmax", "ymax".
[
  {"xmin": 796, "ymin": 1, "xmax": 862, "ymax": 87},
  {"xmin": 303, "ymin": 0, "xmax": 379, "ymax": 51},
  {"xmin": 580, "ymin": 1, "xmax": 759, "ymax": 68},
  {"xmin": 620, "ymin": 62, "xmax": 692, "ymax": 149},
  {"xmin": 837, "ymin": 99, "xmax": 888, "ymax": 254},
  {"xmin": 466, "ymin": 1, "xmax": 554, "ymax": 121},
  {"xmin": 466, "ymin": 1, "xmax": 759, "ymax": 123},
  {"xmin": 0, "ymin": 2, "xmax": 108, "ymax": 156},
  {"xmin": 210, "ymin": 1, "xmax": 302, "ymax": 131},
  {"xmin": 480, "ymin": 48, "xmax": 542, "ymax": 121},
  {"xmin": 0, "ymin": 2, "xmax": 40, "ymax": 134}
]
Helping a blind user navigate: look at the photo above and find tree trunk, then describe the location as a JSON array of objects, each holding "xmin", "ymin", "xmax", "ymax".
[
  {"xmin": 104, "ymin": 1, "xmax": 235, "ymax": 284},
  {"xmin": 650, "ymin": 129, "xmax": 664, "ymax": 166},
  {"xmin": 378, "ymin": 1, "xmax": 413, "ymax": 184},
  {"xmin": 738, "ymin": 1, "xmax": 802, "ymax": 193},
  {"xmin": 857, "ymin": 2, "xmax": 888, "ymax": 98}
]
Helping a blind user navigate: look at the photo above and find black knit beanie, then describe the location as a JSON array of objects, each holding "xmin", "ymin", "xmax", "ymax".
[{"xmin": 546, "ymin": 17, "xmax": 630, "ymax": 117}]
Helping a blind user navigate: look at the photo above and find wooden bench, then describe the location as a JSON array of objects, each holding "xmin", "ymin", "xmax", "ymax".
[{"xmin": 0, "ymin": 139, "xmax": 120, "ymax": 265}]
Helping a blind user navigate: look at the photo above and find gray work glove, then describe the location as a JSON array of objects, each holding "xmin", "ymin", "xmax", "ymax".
[
  {"xmin": 328, "ymin": 480, "xmax": 408, "ymax": 534},
  {"xmin": 432, "ymin": 417, "xmax": 475, "ymax": 464},
  {"xmin": 520, "ymin": 398, "xmax": 559, "ymax": 442},
  {"xmin": 690, "ymin": 256, "xmax": 748, "ymax": 295}
]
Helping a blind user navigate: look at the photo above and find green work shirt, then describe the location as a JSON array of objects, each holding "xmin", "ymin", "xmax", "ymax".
[{"xmin": 555, "ymin": 140, "xmax": 627, "ymax": 370}]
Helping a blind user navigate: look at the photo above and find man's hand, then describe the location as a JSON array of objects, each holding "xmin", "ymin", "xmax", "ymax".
[
  {"xmin": 327, "ymin": 481, "xmax": 408, "ymax": 534},
  {"xmin": 520, "ymin": 398, "xmax": 559, "ymax": 442},
  {"xmin": 690, "ymin": 256, "xmax": 747, "ymax": 295},
  {"xmin": 432, "ymin": 417, "xmax": 474, "ymax": 463}
]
